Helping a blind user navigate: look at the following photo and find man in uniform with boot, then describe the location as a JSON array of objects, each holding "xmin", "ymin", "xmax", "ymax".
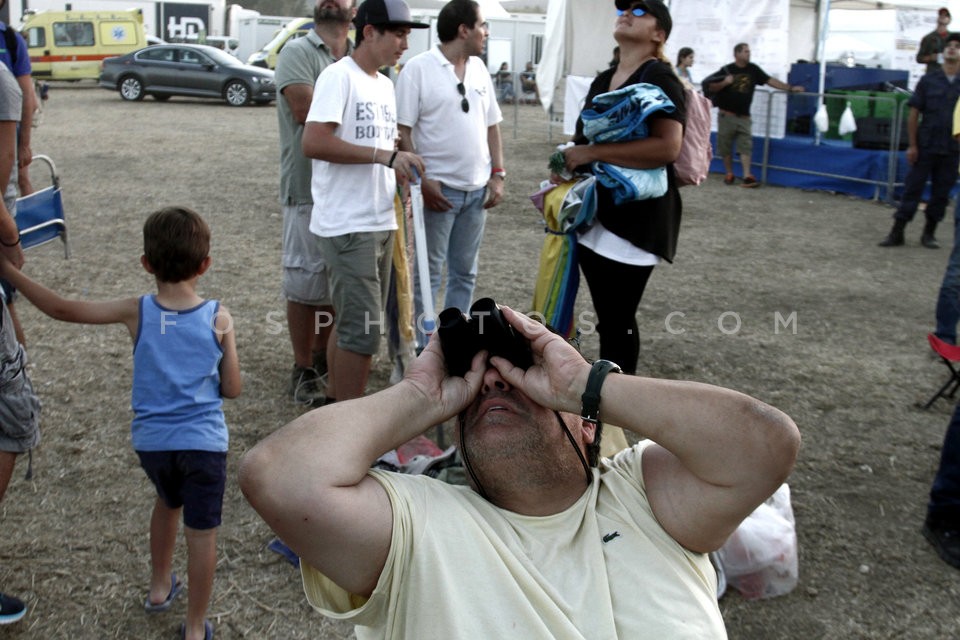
[{"xmin": 880, "ymin": 32, "xmax": 960, "ymax": 249}]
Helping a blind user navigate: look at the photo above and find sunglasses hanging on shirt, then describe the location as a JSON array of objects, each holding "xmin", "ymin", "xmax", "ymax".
[{"xmin": 457, "ymin": 82, "xmax": 469, "ymax": 113}]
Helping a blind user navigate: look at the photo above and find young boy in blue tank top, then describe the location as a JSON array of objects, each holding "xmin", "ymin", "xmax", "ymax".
[{"xmin": 0, "ymin": 206, "xmax": 241, "ymax": 640}]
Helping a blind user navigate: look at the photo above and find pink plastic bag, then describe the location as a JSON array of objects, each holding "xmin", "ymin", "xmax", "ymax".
[{"xmin": 716, "ymin": 483, "xmax": 799, "ymax": 600}]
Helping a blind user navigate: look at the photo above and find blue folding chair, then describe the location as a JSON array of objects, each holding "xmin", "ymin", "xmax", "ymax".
[{"xmin": 16, "ymin": 154, "xmax": 68, "ymax": 257}]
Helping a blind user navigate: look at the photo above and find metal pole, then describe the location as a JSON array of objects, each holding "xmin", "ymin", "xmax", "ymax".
[{"xmin": 815, "ymin": 0, "xmax": 831, "ymax": 146}]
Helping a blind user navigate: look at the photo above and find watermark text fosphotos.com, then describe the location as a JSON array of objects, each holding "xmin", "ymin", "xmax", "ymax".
[
  {"xmin": 155, "ymin": 309, "xmax": 798, "ymax": 337},
  {"xmin": 250, "ymin": 309, "xmax": 800, "ymax": 337}
]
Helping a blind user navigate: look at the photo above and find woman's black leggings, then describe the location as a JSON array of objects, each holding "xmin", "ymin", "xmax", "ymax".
[{"xmin": 577, "ymin": 245, "xmax": 654, "ymax": 375}]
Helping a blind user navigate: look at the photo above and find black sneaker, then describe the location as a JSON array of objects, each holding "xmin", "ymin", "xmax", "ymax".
[
  {"xmin": 312, "ymin": 350, "xmax": 329, "ymax": 377},
  {"xmin": 289, "ymin": 365, "xmax": 326, "ymax": 407},
  {"xmin": 0, "ymin": 593, "xmax": 26, "ymax": 625},
  {"xmin": 922, "ymin": 520, "xmax": 960, "ymax": 570}
]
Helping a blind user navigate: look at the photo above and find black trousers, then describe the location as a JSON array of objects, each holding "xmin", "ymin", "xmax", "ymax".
[
  {"xmin": 894, "ymin": 150, "xmax": 959, "ymax": 224},
  {"xmin": 578, "ymin": 245, "xmax": 654, "ymax": 375}
]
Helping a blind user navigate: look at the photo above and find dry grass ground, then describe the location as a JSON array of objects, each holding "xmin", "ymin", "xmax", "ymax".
[{"xmin": 0, "ymin": 84, "xmax": 958, "ymax": 639}]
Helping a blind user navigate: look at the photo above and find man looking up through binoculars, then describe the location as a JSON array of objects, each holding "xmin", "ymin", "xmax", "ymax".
[{"xmin": 240, "ymin": 305, "xmax": 800, "ymax": 638}]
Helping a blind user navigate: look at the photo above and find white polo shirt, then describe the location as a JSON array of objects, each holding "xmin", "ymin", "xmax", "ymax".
[
  {"xmin": 306, "ymin": 56, "xmax": 399, "ymax": 238},
  {"xmin": 396, "ymin": 46, "xmax": 502, "ymax": 192}
]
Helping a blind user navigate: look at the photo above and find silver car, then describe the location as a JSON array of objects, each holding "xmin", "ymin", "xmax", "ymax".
[{"xmin": 99, "ymin": 44, "xmax": 276, "ymax": 107}]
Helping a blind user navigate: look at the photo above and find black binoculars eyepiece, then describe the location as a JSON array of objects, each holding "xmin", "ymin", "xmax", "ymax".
[{"xmin": 437, "ymin": 298, "xmax": 533, "ymax": 377}]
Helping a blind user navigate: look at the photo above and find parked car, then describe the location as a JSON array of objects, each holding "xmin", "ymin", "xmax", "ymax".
[{"xmin": 99, "ymin": 44, "xmax": 276, "ymax": 106}]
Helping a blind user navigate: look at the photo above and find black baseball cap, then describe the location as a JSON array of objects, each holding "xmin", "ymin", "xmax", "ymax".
[
  {"xmin": 614, "ymin": 0, "xmax": 672, "ymax": 39},
  {"xmin": 355, "ymin": 0, "xmax": 429, "ymax": 30},
  {"xmin": 947, "ymin": 31, "xmax": 960, "ymax": 44}
]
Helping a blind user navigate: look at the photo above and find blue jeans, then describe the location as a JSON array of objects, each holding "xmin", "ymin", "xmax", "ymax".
[
  {"xmin": 413, "ymin": 184, "xmax": 486, "ymax": 347},
  {"xmin": 928, "ymin": 401, "xmax": 960, "ymax": 528},
  {"xmin": 894, "ymin": 150, "xmax": 959, "ymax": 223},
  {"xmin": 935, "ymin": 200, "xmax": 960, "ymax": 344}
]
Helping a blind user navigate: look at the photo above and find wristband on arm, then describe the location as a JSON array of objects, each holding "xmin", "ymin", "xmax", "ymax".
[{"xmin": 580, "ymin": 359, "xmax": 622, "ymax": 424}]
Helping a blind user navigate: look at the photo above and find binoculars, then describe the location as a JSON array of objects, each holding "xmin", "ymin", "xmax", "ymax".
[{"xmin": 437, "ymin": 298, "xmax": 533, "ymax": 377}]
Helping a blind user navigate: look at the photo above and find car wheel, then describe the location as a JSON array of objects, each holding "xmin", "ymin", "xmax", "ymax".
[
  {"xmin": 153, "ymin": 94, "xmax": 171, "ymax": 102},
  {"xmin": 119, "ymin": 75, "xmax": 144, "ymax": 101},
  {"xmin": 224, "ymin": 80, "xmax": 250, "ymax": 107}
]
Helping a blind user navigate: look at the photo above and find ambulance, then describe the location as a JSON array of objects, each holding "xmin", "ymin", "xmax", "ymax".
[{"xmin": 21, "ymin": 9, "xmax": 147, "ymax": 81}]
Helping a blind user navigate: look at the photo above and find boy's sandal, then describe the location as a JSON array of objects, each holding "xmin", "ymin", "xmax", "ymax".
[
  {"xmin": 143, "ymin": 573, "xmax": 182, "ymax": 613},
  {"xmin": 180, "ymin": 619, "xmax": 214, "ymax": 640}
]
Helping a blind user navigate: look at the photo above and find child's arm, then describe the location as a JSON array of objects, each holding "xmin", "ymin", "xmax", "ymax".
[
  {"xmin": 0, "ymin": 259, "xmax": 139, "ymax": 335},
  {"xmin": 215, "ymin": 305, "xmax": 241, "ymax": 399}
]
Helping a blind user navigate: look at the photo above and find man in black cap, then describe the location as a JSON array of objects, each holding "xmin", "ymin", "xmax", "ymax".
[
  {"xmin": 300, "ymin": 0, "xmax": 426, "ymax": 404},
  {"xmin": 918, "ymin": 7, "xmax": 953, "ymax": 74}
]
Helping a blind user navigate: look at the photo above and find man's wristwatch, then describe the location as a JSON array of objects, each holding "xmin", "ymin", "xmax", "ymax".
[
  {"xmin": 491, "ymin": 169, "xmax": 506, "ymax": 181},
  {"xmin": 580, "ymin": 359, "xmax": 622, "ymax": 424}
]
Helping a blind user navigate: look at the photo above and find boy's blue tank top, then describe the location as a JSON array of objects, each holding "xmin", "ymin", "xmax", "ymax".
[{"xmin": 131, "ymin": 295, "xmax": 227, "ymax": 452}]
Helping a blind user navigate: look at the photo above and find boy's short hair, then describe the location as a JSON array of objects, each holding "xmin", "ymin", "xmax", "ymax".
[{"xmin": 143, "ymin": 206, "xmax": 210, "ymax": 283}]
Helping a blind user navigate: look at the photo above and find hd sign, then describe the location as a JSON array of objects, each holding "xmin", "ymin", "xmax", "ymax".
[{"xmin": 158, "ymin": 2, "xmax": 211, "ymax": 40}]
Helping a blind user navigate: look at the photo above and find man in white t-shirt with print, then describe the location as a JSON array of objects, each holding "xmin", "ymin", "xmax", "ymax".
[
  {"xmin": 302, "ymin": 0, "xmax": 426, "ymax": 402},
  {"xmin": 395, "ymin": 0, "xmax": 504, "ymax": 349}
]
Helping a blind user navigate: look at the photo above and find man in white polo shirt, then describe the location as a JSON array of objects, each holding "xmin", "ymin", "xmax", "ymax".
[
  {"xmin": 395, "ymin": 0, "xmax": 504, "ymax": 349},
  {"xmin": 302, "ymin": 0, "xmax": 426, "ymax": 402}
]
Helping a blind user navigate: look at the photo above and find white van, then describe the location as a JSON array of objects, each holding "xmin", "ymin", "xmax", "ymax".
[
  {"xmin": 246, "ymin": 17, "xmax": 312, "ymax": 70},
  {"xmin": 21, "ymin": 9, "xmax": 147, "ymax": 81}
]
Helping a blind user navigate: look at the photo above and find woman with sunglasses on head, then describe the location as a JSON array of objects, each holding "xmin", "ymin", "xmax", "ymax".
[{"xmin": 558, "ymin": 0, "xmax": 685, "ymax": 375}]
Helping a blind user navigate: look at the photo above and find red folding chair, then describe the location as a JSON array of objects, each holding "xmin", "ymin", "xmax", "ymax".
[{"xmin": 924, "ymin": 333, "xmax": 960, "ymax": 409}]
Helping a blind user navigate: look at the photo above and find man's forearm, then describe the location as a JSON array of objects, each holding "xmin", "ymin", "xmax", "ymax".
[
  {"xmin": 16, "ymin": 76, "xmax": 34, "ymax": 145},
  {"xmin": 908, "ymin": 109, "xmax": 920, "ymax": 147},
  {"xmin": 398, "ymin": 125, "xmax": 414, "ymax": 153},
  {"xmin": 248, "ymin": 381, "xmax": 446, "ymax": 489},
  {"xmin": 595, "ymin": 375, "xmax": 798, "ymax": 490},
  {"xmin": 487, "ymin": 124, "xmax": 504, "ymax": 170}
]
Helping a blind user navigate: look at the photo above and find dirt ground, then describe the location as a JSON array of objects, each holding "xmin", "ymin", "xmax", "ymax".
[{"xmin": 1, "ymin": 84, "xmax": 959, "ymax": 640}]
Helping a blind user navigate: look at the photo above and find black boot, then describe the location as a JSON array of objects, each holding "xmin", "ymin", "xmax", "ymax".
[
  {"xmin": 879, "ymin": 219, "xmax": 906, "ymax": 247},
  {"xmin": 921, "ymin": 219, "xmax": 940, "ymax": 249}
]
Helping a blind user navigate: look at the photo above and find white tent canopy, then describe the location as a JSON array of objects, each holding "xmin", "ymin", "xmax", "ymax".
[{"xmin": 538, "ymin": 0, "xmax": 958, "ymax": 113}]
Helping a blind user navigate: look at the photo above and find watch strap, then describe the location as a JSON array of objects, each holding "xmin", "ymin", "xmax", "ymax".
[{"xmin": 580, "ymin": 359, "xmax": 622, "ymax": 424}]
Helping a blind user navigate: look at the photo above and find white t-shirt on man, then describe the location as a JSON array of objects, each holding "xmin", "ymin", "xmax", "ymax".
[{"xmin": 306, "ymin": 56, "xmax": 399, "ymax": 237}]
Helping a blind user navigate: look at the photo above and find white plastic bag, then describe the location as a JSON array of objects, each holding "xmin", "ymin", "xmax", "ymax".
[
  {"xmin": 716, "ymin": 483, "xmax": 799, "ymax": 600},
  {"xmin": 838, "ymin": 101, "xmax": 858, "ymax": 136},
  {"xmin": 813, "ymin": 104, "xmax": 829, "ymax": 133}
]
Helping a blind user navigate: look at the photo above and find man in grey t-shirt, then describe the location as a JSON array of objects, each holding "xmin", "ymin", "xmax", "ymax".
[{"xmin": 276, "ymin": 0, "xmax": 354, "ymax": 406}]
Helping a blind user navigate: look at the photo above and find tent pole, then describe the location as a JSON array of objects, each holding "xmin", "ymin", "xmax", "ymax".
[{"xmin": 816, "ymin": 0, "xmax": 831, "ymax": 146}]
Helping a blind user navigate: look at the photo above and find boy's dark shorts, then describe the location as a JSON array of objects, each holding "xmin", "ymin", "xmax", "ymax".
[{"xmin": 136, "ymin": 450, "xmax": 227, "ymax": 530}]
